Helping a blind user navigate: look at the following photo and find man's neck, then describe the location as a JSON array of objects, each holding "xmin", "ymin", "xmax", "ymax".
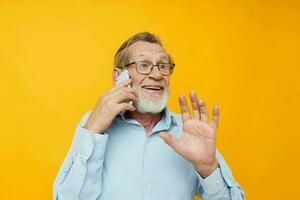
[{"xmin": 127, "ymin": 110, "xmax": 162, "ymax": 134}]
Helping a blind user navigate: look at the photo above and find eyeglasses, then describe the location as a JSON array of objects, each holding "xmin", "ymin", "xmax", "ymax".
[{"xmin": 125, "ymin": 61, "xmax": 175, "ymax": 76}]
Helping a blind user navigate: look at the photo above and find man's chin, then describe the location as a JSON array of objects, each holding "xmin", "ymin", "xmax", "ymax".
[
  {"xmin": 136, "ymin": 106, "xmax": 165, "ymax": 114},
  {"xmin": 142, "ymin": 94, "xmax": 164, "ymax": 103},
  {"xmin": 136, "ymin": 98, "xmax": 166, "ymax": 114},
  {"xmin": 135, "ymin": 88, "xmax": 169, "ymax": 114}
]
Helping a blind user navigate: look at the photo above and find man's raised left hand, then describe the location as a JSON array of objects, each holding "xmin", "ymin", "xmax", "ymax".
[{"xmin": 159, "ymin": 91, "xmax": 219, "ymax": 178}]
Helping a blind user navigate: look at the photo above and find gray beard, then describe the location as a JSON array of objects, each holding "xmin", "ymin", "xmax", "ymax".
[{"xmin": 135, "ymin": 87, "xmax": 169, "ymax": 114}]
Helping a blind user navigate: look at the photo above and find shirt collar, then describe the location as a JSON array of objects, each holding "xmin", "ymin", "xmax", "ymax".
[
  {"xmin": 162, "ymin": 107, "xmax": 178, "ymax": 127},
  {"xmin": 119, "ymin": 108, "xmax": 178, "ymax": 129}
]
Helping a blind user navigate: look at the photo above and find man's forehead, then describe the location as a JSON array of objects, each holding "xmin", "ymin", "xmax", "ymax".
[
  {"xmin": 135, "ymin": 53, "xmax": 169, "ymax": 60},
  {"xmin": 128, "ymin": 41, "xmax": 169, "ymax": 59}
]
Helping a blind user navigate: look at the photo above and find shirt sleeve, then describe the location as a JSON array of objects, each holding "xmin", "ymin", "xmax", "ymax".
[
  {"xmin": 53, "ymin": 112, "xmax": 109, "ymax": 200},
  {"xmin": 195, "ymin": 150, "xmax": 246, "ymax": 200}
]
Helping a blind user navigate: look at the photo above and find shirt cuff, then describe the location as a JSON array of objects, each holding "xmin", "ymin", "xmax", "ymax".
[
  {"xmin": 74, "ymin": 126, "xmax": 109, "ymax": 160},
  {"xmin": 196, "ymin": 166, "xmax": 228, "ymax": 195}
]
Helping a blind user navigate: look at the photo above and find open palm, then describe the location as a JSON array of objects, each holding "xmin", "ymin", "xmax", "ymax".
[{"xmin": 159, "ymin": 91, "xmax": 219, "ymax": 177}]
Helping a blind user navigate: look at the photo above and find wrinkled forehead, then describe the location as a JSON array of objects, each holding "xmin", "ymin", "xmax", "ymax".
[{"xmin": 127, "ymin": 41, "xmax": 170, "ymax": 62}]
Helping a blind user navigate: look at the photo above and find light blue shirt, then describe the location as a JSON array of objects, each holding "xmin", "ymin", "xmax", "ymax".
[{"xmin": 53, "ymin": 109, "xmax": 245, "ymax": 200}]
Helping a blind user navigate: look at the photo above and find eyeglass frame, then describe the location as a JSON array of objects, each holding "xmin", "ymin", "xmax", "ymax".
[{"xmin": 124, "ymin": 61, "xmax": 175, "ymax": 76}]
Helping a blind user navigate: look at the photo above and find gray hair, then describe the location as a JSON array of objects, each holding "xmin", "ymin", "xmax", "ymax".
[{"xmin": 114, "ymin": 32, "xmax": 173, "ymax": 69}]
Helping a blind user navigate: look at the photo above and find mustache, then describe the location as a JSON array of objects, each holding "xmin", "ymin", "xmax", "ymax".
[{"xmin": 140, "ymin": 81, "xmax": 166, "ymax": 88}]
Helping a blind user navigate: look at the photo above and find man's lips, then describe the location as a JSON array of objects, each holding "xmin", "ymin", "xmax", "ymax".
[{"xmin": 141, "ymin": 85, "xmax": 164, "ymax": 91}]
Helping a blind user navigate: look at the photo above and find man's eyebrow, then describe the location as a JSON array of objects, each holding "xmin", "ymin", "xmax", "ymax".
[
  {"xmin": 160, "ymin": 55, "xmax": 169, "ymax": 60},
  {"xmin": 156, "ymin": 55, "xmax": 170, "ymax": 63},
  {"xmin": 135, "ymin": 53, "xmax": 170, "ymax": 62},
  {"xmin": 155, "ymin": 54, "xmax": 170, "ymax": 60}
]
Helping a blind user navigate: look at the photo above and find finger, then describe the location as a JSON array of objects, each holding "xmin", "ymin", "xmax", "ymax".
[
  {"xmin": 115, "ymin": 87, "xmax": 138, "ymax": 99},
  {"xmin": 118, "ymin": 102, "xmax": 136, "ymax": 112},
  {"xmin": 117, "ymin": 78, "xmax": 132, "ymax": 88},
  {"xmin": 179, "ymin": 95, "xmax": 191, "ymax": 122},
  {"xmin": 110, "ymin": 86, "xmax": 138, "ymax": 99},
  {"xmin": 159, "ymin": 131, "xmax": 180, "ymax": 150},
  {"xmin": 198, "ymin": 99, "xmax": 208, "ymax": 122},
  {"xmin": 210, "ymin": 105, "xmax": 219, "ymax": 130},
  {"xmin": 111, "ymin": 90, "xmax": 137, "ymax": 103},
  {"xmin": 189, "ymin": 91, "xmax": 200, "ymax": 120},
  {"xmin": 110, "ymin": 79, "xmax": 132, "ymax": 93},
  {"xmin": 123, "ymin": 87, "xmax": 138, "ymax": 97}
]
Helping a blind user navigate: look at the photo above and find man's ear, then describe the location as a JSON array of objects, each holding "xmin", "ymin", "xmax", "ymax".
[{"xmin": 112, "ymin": 68, "xmax": 122, "ymax": 83}]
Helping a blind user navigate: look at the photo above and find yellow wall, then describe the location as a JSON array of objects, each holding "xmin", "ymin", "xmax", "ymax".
[{"xmin": 1, "ymin": 0, "xmax": 299, "ymax": 199}]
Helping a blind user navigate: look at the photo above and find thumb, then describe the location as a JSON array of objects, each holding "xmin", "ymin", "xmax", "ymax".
[{"xmin": 159, "ymin": 131, "xmax": 178, "ymax": 148}]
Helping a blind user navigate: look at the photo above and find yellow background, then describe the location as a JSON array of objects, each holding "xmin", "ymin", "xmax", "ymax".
[{"xmin": 0, "ymin": 0, "xmax": 299, "ymax": 199}]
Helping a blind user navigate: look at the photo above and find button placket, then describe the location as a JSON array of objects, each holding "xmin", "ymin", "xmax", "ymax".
[{"xmin": 142, "ymin": 137, "xmax": 151, "ymax": 200}]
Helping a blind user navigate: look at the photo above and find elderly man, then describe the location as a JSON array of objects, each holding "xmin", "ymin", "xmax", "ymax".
[{"xmin": 53, "ymin": 32, "xmax": 245, "ymax": 200}]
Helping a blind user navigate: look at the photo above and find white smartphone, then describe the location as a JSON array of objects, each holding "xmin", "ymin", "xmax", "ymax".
[
  {"xmin": 115, "ymin": 69, "xmax": 130, "ymax": 85},
  {"xmin": 115, "ymin": 69, "xmax": 132, "ymax": 105}
]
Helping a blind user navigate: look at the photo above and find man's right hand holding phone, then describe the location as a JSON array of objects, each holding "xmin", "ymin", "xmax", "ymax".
[{"xmin": 83, "ymin": 79, "xmax": 137, "ymax": 134}]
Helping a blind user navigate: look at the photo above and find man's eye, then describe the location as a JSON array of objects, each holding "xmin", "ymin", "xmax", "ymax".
[
  {"xmin": 138, "ymin": 62, "xmax": 150, "ymax": 68},
  {"xmin": 159, "ymin": 64, "xmax": 167, "ymax": 69}
]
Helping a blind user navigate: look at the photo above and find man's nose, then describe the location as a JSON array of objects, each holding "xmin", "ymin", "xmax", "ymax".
[{"xmin": 148, "ymin": 65, "xmax": 163, "ymax": 80}]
